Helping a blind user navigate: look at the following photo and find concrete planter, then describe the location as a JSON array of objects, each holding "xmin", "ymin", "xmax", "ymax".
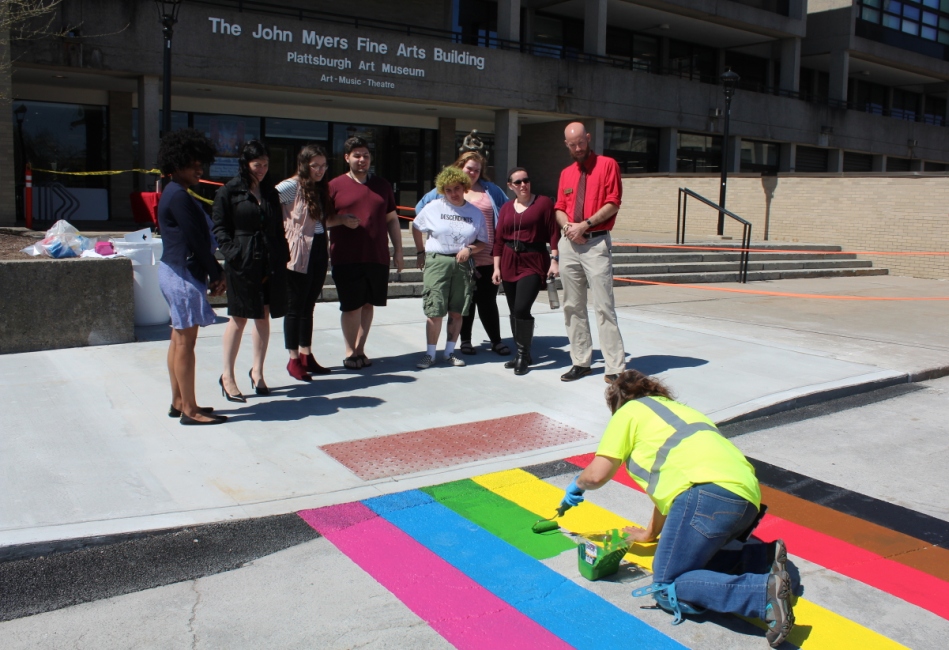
[{"xmin": 0, "ymin": 257, "xmax": 135, "ymax": 354}]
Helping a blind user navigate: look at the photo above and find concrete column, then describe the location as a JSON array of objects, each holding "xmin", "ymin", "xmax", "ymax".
[
  {"xmin": 0, "ymin": 27, "xmax": 16, "ymax": 226},
  {"xmin": 494, "ymin": 109, "xmax": 518, "ymax": 190},
  {"xmin": 828, "ymin": 49, "xmax": 849, "ymax": 103},
  {"xmin": 827, "ymin": 149, "xmax": 844, "ymax": 172},
  {"xmin": 885, "ymin": 86, "xmax": 895, "ymax": 117},
  {"xmin": 137, "ymin": 76, "xmax": 160, "ymax": 176},
  {"xmin": 658, "ymin": 127, "xmax": 678, "ymax": 172},
  {"xmin": 779, "ymin": 38, "xmax": 801, "ymax": 94},
  {"xmin": 497, "ymin": 0, "xmax": 521, "ymax": 43},
  {"xmin": 438, "ymin": 117, "xmax": 457, "ymax": 169},
  {"xmin": 584, "ymin": 118, "xmax": 605, "ymax": 154},
  {"xmin": 787, "ymin": 0, "xmax": 806, "ymax": 22},
  {"xmin": 522, "ymin": 8, "xmax": 535, "ymax": 44},
  {"xmin": 727, "ymin": 136, "xmax": 742, "ymax": 173},
  {"xmin": 943, "ymin": 83, "xmax": 949, "ymax": 124},
  {"xmin": 583, "ymin": 0, "xmax": 607, "ymax": 57},
  {"xmin": 779, "ymin": 142, "xmax": 796, "ymax": 172},
  {"xmin": 872, "ymin": 154, "xmax": 885, "ymax": 172},
  {"xmin": 109, "ymin": 92, "xmax": 134, "ymax": 221}
]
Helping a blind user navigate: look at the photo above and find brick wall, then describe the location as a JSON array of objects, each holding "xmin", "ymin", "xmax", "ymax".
[{"xmin": 614, "ymin": 174, "xmax": 949, "ymax": 279}]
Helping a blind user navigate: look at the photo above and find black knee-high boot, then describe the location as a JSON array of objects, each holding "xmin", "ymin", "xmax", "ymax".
[
  {"xmin": 505, "ymin": 315, "xmax": 517, "ymax": 369},
  {"xmin": 513, "ymin": 318, "xmax": 534, "ymax": 375}
]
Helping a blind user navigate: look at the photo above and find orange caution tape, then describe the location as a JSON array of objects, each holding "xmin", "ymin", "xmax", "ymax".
[
  {"xmin": 613, "ymin": 276, "xmax": 949, "ymax": 301},
  {"xmin": 613, "ymin": 242, "xmax": 949, "ymax": 256}
]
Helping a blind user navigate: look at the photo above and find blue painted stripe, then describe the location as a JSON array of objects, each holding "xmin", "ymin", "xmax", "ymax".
[{"xmin": 365, "ymin": 490, "xmax": 685, "ymax": 650}]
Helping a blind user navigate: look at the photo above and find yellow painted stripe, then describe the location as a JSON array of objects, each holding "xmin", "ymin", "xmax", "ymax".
[{"xmin": 474, "ymin": 468, "xmax": 908, "ymax": 650}]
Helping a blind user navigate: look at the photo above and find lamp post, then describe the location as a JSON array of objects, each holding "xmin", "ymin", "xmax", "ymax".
[
  {"xmin": 155, "ymin": 0, "xmax": 184, "ymax": 136},
  {"xmin": 717, "ymin": 67, "xmax": 740, "ymax": 235}
]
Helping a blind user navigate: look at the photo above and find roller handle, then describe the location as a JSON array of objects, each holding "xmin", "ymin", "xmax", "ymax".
[{"xmin": 556, "ymin": 504, "xmax": 570, "ymax": 517}]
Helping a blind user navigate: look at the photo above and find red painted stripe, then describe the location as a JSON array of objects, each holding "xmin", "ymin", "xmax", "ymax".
[
  {"xmin": 566, "ymin": 453, "xmax": 949, "ymax": 620},
  {"xmin": 299, "ymin": 502, "xmax": 572, "ymax": 650}
]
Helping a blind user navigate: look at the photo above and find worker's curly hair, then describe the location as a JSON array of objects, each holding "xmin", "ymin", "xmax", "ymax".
[
  {"xmin": 605, "ymin": 370, "xmax": 675, "ymax": 414},
  {"xmin": 157, "ymin": 128, "xmax": 216, "ymax": 176},
  {"xmin": 435, "ymin": 165, "xmax": 471, "ymax": 194}
]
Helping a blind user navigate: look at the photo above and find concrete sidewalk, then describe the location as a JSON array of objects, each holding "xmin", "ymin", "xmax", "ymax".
[{"xmin": 1, "ymin": 274, "xmax": 947, "ymax": 551}]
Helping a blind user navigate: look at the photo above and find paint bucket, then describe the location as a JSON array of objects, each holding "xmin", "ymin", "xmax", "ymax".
[{"xmin": 577, "ymin": 529, "xmax": 630, "ymax": 581}]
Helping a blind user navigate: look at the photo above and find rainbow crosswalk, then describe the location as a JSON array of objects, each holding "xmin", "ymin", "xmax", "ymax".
[{"xmin": 300, "ymin": 457, "xmax": 947, "ymax": 649}]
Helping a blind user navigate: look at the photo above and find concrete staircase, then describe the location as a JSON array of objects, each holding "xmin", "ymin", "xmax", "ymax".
[{"xmin": 317, "ymin": 241, "xmax": 888, "ymax": 302}]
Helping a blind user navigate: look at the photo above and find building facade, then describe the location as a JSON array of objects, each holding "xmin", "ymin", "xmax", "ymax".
[{"xmin": 3, "ymin": 0, "xmax": 949, "ymax": 224}]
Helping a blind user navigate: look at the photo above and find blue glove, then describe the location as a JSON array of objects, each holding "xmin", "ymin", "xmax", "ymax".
[{"xmin": 560, "ymin": 476, "xmax": 585, "ymax": 512}]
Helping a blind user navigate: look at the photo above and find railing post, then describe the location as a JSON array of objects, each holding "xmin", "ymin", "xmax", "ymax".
[
  {"xmin": 681, "ymin": 194, "xmax": 688, "ymax": 245},
  {"xmin": 676, "ymin": 188, "xmax": 682, "ymax": 244}
]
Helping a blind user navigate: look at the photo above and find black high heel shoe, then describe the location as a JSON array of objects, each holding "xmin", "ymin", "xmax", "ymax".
[
  {"xmin": 249, "ymin": 369, "xmax": 270, "ymax": 396},
  {"xmin": 219, "ymin": 375, "xmax": 246, "ymax": 403},
  {"xmin": 168, "ymin": 405, "xmax": 214, "ymax": 418}
]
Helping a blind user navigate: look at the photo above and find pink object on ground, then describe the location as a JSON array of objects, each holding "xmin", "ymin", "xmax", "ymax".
[
  {"xmin": 320, "ymin": 412, "xmax": 591, "ymax": 480},
  {"xmin": 299, "ymin": 502, "xmax": 572, "ymax": 650},
  {"xmin": 95, "ymin": 241, "xmax": 116, "ymax": 256}
]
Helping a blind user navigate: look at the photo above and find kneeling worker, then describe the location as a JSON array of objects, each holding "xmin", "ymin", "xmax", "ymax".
[{"xmin": 561, "ymin": 370, "xmax": 794, "ymax": 648}]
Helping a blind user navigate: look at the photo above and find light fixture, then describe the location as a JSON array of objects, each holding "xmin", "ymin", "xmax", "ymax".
[
  {"xmin": 860, "ymin": 70, "xmax": 871, "ymax": 76},
  {"xmin": 52, "ymin": 74, "xmax": 67, "ymax": 79},
  {"xmin": 908, "ymin": 139, "xmax": 918, "ymax": 147},
  {"xmin": 154, "ymin": 0, "xmax": 184, "ymax": 136}
]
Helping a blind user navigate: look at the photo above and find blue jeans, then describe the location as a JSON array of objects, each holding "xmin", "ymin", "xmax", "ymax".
[{"xmin": 651, "ymin": 483, "xmax": 771, "ymax": 619}]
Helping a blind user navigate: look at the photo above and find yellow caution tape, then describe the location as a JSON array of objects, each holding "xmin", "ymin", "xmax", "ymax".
[
  {"xmin": 31, "ymin": 168, "xmax": 162, "ymax": 176},
  {"xmin": 187, "ymin": 189, "xmax": 214, "ymax": 205}
]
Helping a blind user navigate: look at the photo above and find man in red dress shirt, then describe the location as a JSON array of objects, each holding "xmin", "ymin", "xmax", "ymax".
[{"xmin": 554, "ymin": 122, "xmax": 626, "ymax": 383}]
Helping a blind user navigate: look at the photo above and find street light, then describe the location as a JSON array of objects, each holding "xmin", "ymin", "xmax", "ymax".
[
  {"xmin": 717, "ymin": 67, "xmax": 740, "ymax": 235},
  {"xmin": 155, "ymin": 0, "xmax": 184, "ymax": 136}
]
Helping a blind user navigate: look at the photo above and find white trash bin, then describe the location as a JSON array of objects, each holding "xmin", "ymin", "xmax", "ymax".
[{"xmin": 114, "ymin": 239, "xmax": 170, "ymax": 326}]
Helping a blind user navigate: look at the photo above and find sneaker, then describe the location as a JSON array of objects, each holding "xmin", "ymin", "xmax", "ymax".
[
  {"xmin": 770, "ymin": 539, "xmax": 787, "ymax": 575},
  {"xmin": 416, "ymin": 354, "xmax": 433, "ymax": 369},
  {"xmin": 444, "ymin": 353, "xmax": 466, "ymax": 367},
  {"xmin": 604, "ymin": 374, "xmax": 619, "ymax": 384},
  {"xmin": 764, "ymin": 571, "xmax": 794, "ymax": 648}
]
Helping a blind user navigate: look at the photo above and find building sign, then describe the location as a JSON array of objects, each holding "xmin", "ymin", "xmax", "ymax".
[{"xmin": 206, "ymin": 16, "xmax": 487, "ymax": 92}]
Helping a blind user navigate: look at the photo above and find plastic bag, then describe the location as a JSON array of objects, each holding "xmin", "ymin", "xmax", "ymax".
[{"xmin": 19, "ymin": 220, "xmax": 96, "ymax": 258}]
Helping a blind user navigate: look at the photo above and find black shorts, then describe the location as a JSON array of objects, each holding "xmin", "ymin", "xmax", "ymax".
[{"xmin": 332, "ymin": 263, "xmax": 390, "ymax": 312}]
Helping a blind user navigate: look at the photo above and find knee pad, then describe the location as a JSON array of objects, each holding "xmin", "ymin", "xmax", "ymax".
[{"xmin": 632, "ymin": 582, "xmax": 707, "ymax": 625}]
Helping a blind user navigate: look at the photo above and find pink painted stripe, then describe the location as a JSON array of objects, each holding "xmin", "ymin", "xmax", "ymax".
[{"xmin": 299, "ymin": 503, "xmax": 572, "ymax": 650}]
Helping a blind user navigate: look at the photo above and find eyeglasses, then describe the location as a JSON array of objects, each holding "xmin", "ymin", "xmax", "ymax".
[
  {"xmin": 309, "ymin": 163, "xmax": 329, "ymax": 171},
  {"xmin": 511, "ymin": 178, "xmax": 531, "ymax": 185}
]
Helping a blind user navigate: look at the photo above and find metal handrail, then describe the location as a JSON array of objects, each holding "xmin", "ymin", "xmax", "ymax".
[{"xmin": 676, "ymin": 188, "xmax": 752, "ymax": 283}]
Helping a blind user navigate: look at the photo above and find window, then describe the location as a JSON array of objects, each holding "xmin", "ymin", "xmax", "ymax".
[
  {"xmin": 724, "ymin": 52, "xmax": 770, "ymax": 91},
  {"xmin": 677, "ymin": 133, "xmax": 721, "ymax": 173},
  {"xmin": 843, "ymin": 152, "xmax": 874, "ymax": 172},
  {"xmin": 13, "ymin": 100, "xmax": 108, "ymax": 188},
  {"xmin": 795, "ymin": 146, "xmax": 829, "ymax": 173},
  {"xmin": 924, "ymin": 161, "xmax": 948, "ymax": 170},
  {"xmin": 858, "ymin": 0, "xmax": 949, "ymax": 45},
  {"xmin": 265, "ymin": 118, "xmax": 329, "ymax": 141},
  {"xmin": 924, "ymin": 95, "xmax": 946, "ymax": 125},
  {"xmin": 194, "ymin": 113, "xmax": 262, "ymax": 180},
  {"xmin": 891, "ymin": 89, "xmax": 920, "ymax": 121},
  {"xmin": 454, "ymin": 0, "xmax": 497, "ymax": 47},
  {"xmin": 740, "ymin": 140, "xmax": 779, "ymax": 174},
  {"xmin": 668, "ymin": 41, "xmax": 717, "ymax": 83},
  {"xmin": 851, "ymin": 80, "xmax": 887, "ymax": 115},
  {"xmin": 887, "ymin": 156, "xmax": 913, "ymax": 171},
  {"xmin": 604, "ymin": 123, "xmax": 659, "ymax": 173},
  {"xmin": 606, "ymin": 27, "xmax": 659, "ymax": 72}
]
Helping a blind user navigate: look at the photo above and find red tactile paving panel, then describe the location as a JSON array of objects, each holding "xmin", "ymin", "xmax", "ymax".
[{"xmin": 320, "ymin": 412, "xmax": 591, "ymax": 480}]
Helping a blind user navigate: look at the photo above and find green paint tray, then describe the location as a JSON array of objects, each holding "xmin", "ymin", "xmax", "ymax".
[{"xmin": 577, "ymin": 529, "xmax": 630, "ymax": 581}]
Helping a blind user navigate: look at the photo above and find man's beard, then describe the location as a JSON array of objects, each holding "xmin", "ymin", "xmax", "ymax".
[{"xmin": 571, "ymin": 149, "xmax": 589, "ymax": 162}]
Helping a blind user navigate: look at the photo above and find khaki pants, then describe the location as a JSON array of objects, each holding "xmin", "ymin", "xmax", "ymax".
[{"xmin": 559, "ymin": 233, "xmax": 626, "ymax": 375}]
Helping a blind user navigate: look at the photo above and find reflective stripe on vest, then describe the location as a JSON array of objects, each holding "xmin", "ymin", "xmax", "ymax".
[{"xmin": 626, "ymin": 397, "xmax": 721, "ymax": 495}]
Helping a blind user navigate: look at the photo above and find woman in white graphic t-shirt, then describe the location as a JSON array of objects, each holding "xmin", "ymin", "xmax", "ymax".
[{"xmin": 411, "ymin": 166, "xmax": 489, "ymax": 370}]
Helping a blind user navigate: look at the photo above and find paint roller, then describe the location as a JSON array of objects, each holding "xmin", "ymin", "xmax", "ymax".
[{"xmin": 531, "ymin": 503, "xmax": 570, "ymax": 534}]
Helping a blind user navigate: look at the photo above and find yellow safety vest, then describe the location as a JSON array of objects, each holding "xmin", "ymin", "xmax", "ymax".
[{"xmin": 597, "ymin": 396, "xmax": 761, "ymax": 515}]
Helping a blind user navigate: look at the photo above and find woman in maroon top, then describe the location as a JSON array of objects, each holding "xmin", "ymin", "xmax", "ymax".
[{"xmin": 491, "ymin": 167, "xmax": 560, "ymax": 375}]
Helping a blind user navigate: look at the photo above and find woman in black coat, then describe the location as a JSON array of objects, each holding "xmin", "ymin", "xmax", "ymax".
[{"xmin": 212, "ymin": 140, "xmax": 290, "ymax": 401}]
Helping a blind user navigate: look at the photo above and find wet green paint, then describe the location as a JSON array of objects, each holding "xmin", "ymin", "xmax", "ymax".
[{"xmin": 422, "ymin": 479, "xmax": 576, "ymax": 560}]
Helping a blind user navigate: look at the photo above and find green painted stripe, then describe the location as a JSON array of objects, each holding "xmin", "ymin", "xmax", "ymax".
[{"xmin": 422, "ymin": 479, "xmax": 577, "ymax": 560}]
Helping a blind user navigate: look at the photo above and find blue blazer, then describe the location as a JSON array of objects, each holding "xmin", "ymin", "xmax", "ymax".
[
  {"xmin": 158, "ymin": 181, "xmax": 223, "ymax": 284},
  {"xmin": 415, "ymin": 180, "xmax": 509, "ymax": 226}
]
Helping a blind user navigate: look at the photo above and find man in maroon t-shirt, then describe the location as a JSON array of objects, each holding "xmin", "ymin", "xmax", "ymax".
[{"xmin": 328, "ymin": 137, "xmax": 405, "ymax": 369}]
